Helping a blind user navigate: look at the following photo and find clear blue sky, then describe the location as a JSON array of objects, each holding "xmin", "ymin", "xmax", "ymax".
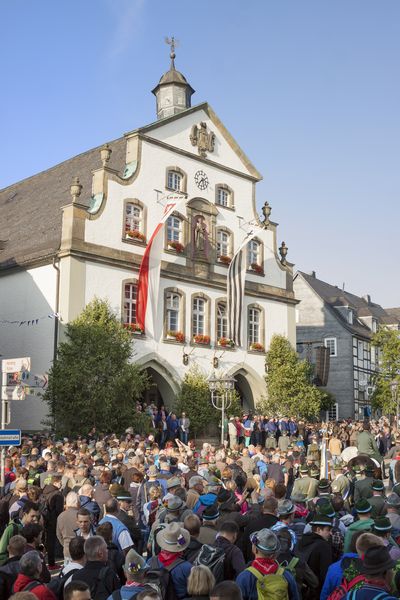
[{"xmin": 2, "ymin": 1, "xmax": 399, "ymax": 306}]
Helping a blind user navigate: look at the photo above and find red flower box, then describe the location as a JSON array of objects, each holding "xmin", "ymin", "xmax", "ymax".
[
  {"xmin": 194, "ymin": 334, "xmax": 210, "ymax": 345},
  {"xmin": 218, "ymin": 337, "xmax": 235, "ymax": 348},
  {"xmin": 126, "ymin": 230, "xmax": 146, "ymax": 242},
  {"xmin": 250, "ymin": 342, "xmax": 265, "ymax": 352},
  {"xmin": 250, "ymin": 263, "xmax": 264, "ymax": 274},
  {"xmin": 124, "ymin": 323, "xmax": 144, "ymax": 334},
  {"xmin": 219, "ymin": 255, "xmax": 232, "ymax": 265},
  {"xmin": 168, "ymin": 241, "xmax": 185, "ymax": 253},
  {"xmin": 167, "ymin": 331, "xmax": 185, "ymax": 343}
]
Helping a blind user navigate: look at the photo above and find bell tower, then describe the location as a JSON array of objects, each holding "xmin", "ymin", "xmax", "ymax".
[{"xmin": 152, "ymin": 37, "xmax": 195, "ymax": 120}]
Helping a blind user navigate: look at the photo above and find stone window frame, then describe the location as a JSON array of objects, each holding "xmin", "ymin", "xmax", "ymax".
[
  {"xmin": 247, "ymin": 302, "xmax": 265, "ymax": 351},
  {"xmin": 164, "ymin": 210, "xmax": 187, "ymax": 253},
  {"xmin": 191, "ymin": 292, "xmax": 211, "ymax": 345},
  {"xmin": 122, "ymin": 198, "xmax": 147, "ymax": 245},
  {"xmin": 324, "ymin": 337, "xmax": 337, "ymax": 358},
  {"xmin": 247, "ymin": 236, "xmax": 264, "ymax": 274},
  {"xmin": 163, "ymin": 287, "xmax": 186, "ymax": 343},
  {"xmin": 165, "ymin": 166, "xmax": 188, "ymax": 194},
  {"xmin": 215, "ymin": 226, "xmax": 234, "ymax": 264},
  {"xmin": 121, "ymin": 278, "xmax": 139, "ymax": 326},
  {"xmin": 215, "ymin": 183, "xmax": 235, "ymax": 210},
  {"xmin": 215, "ymin": 297, "xmax": 231, "ymax": 346}
]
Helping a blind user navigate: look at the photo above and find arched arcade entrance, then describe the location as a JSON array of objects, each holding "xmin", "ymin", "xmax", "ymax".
[
  {"xmin": 226, "ymin": 364, "xmax": 266, "ymax": 415},
  {"xmin": 136, "ymin": 353, "xmax": 180, "ymax": 410}
]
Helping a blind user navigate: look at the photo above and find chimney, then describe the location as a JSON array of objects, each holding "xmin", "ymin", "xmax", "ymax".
[
  {"xmin": 309, "ymin": 270, "xmax": 316, "ymax": 278},
  {"xmin": 362, "ymin": 294, "xmax": 371, "ymax": 304}
]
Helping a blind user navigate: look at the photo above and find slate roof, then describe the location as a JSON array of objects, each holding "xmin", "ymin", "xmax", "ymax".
[
  {"xmin": 386, "ymin": 307, "xmax": 400, "ymax": 321},
  {"xmin": 298, "ymin": 271, "xmax": 400, "ymax": 338},
  {"xmin": 0, "ymin": 137, "xmax": 126, "ymax": 270}
]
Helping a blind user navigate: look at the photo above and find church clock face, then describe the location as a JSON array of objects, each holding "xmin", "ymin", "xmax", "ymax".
[{"xmin": 194, "ymin": 170, "xmax": 209, "ymax": 190}]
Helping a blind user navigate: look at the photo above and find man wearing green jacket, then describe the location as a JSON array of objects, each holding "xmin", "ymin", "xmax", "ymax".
[
  {"xmin": 0, "ymin": 500, "xmax": 40, "ymax": 565},
  {"xmin": 357, "ymin": 421, "xmax": 381, "ymax": 463},
  {"xmin": 343, "ymin": 499, "xmax": 374, "ymax": 552}
]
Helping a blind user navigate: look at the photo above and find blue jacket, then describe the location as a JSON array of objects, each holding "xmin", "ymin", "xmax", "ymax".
[
  {"xmin": 99, "ymin": 515, "xmax": 130, "ymax": 552},
  {"xmin": 236, "ymin": 566, "xmax": 299, "ymax": 600},
  {"xmin": 79, "ymin": 495, "xmax": 101, "ymax": 522},
  {"xmin": 107, "ymin": 585, "xmax": 145, "ymax": 600},
  {"xmin": 154, "ymin": 557, "xmax": 192, "ymax": 599},
  {"xmin": 193, "ymin": 493, "xmax": 217, "ymax": 514},
  {"xmin": 320, "ymin": 553, "xmax": 358, "ymax": 600}
]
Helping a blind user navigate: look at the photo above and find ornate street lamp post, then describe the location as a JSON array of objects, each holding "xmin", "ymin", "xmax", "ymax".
[{"xmin": 208, "ymin": 374, "xmax": 236, "ymax": 445}]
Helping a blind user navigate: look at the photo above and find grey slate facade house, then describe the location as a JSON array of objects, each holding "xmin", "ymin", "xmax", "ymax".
[{"xmin": 294, "ymin": 271, "xmax": 400, "ymax": 420}]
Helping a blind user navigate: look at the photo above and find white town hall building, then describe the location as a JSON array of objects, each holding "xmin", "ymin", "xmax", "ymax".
[{"xmin": 0, "ymin": 48, "xmax": 297, "ymax": 430}]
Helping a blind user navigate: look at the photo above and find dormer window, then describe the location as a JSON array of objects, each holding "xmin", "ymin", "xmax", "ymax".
[
  {"xmin": 372, "ymin": 319, "xmax": 378, "ymax": 333},
  {"xmin": 348, "ymin": 310, "xmax": 354, "ymax": 325}
]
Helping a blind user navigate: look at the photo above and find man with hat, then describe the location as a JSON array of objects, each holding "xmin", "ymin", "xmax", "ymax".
[
  {"xmin": 331, "ymin": 462, "xmax": 351, "ymax": 501},
  {"xmin": 354, "ymin": 464, "xmax": 375, "ymax": 502},
  {"xmin": 236, "ymin": 528, "xmax": 298, "ymax": 600},
  {"xmin": 351, "ymin": 544, "xmax": 397, "ymax": 600},
  {"xmin": 115, "ymin": 489, "xmax": 142, "ymax": 551},
  {"xmin": 368, "ymin": 480, "xmax": 387, "ymax": 517},
  {"xmin": 358, "ymin": 421, "xmax": 382, "ymax": 463},
  {"xmin": 291, "ymin": 465, "xmax": 318, "ymax": 500},
  {"xmin": 150, "ymin": 522, "xmax": 192, "ymax": 599},
  {"xmin": 372, "ymin": 517, "xmax": 400, "ymax": 560},
  {"xmin": 193, "ymin": 478, "xmax": 220, "ymax": 517},
  {"xmin": 386, "ymin": 493, "xmax": 400, "ymax": 531},
  {"xmin": 275, "ymin": 500, "xmax": 298, "ymax": 547},
  {"xmin": 296, "ymin": 513, "xmax": 333, "ymax": 598},
  {"xmin": 198, "ymin": 505, "xmax": 220, "ymax": 544},
  {"xmin": 344, "ymin": 499, "xmax": 375, "ymax": 552}
]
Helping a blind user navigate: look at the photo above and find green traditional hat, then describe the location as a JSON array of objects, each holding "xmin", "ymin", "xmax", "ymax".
[
  {"xmin": 353, "ymin": 465, "xmax": 361, "ymax": 474},
  {"xmin": 299, "ymin": 465, "xmax": 309, "ymax": 474},
  {"xmin": 372, "ymin": 480, "xmax": 384, "ymax": 492},
  {"xmin": 109, "ymin": 483, "xmax": 125, "ymax": 498},
  {"xmin": 372, "ymin": 516, "xmax": 392, "ymax": 533},
  {"xmin": 355, "ymin": 499, "xmax": 372, "ymax": 514},
  {"xmin": 316, "ymin": 501, "xmax": 335, "ymax": 519},
  {"xmin": 310, "ymin": 466, "xmax": 319, "ymax": 477},
  {"xmin": 318, "ymin": 479, "xmax": 331, "ymax": 490},
  {"xmin": 365, "ymin": 465, "xmax": 374, "ymax": 476},
  {"xmin": 310, "ymin": 515, "xmax": 333, "ymax": 527},
  {"xmin": 392, "ymin": 483, "xmax": 400, "ymax": 496}
]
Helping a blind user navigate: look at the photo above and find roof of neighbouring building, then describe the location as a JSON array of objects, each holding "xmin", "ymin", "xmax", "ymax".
[{"xmin": 297, "ymin": 271, "xmax": 400, "ymax": 338}]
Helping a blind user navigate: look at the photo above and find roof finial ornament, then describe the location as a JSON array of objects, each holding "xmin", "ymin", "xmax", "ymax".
[{"xmin": 165, "ymin": 36, "xmax": 178, "ymax": 70}]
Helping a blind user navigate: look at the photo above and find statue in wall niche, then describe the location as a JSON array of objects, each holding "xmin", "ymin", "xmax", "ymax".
[
  {"xmin": 192, "ymin": 215, "xmax": 210, "ymax": 259},
  {"xmin": 190, "ymin": 122, "xmax": 215, "ymax": 158}
]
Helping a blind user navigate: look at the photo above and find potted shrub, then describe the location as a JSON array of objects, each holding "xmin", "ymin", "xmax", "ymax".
[
  {"xmin": 168, "ymin": 241, "xmax": 185, "ymax": 254},
  {"xmin": 218, "ymin": 337, "xmax": 235, "ymax": 348},
  {"xmin": 250, "ymin": 262, "xmax": 264, "ymax": 274},
  {"xmin": 250, "ymin": 342, "xmax": 265, "ymax": 352},
  {"xmin": 194, "ymin": 334, "xmax": 210, "ymax": 345}
]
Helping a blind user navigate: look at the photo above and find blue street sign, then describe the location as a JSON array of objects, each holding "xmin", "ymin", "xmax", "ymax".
[{"xmin": 0, "ymin": 430, "xmax": 21, "ymax": 446}]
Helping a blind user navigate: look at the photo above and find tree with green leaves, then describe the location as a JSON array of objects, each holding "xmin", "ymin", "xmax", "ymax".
[
  {"xmin": 43, "ymin": 298, "xmax": 149, "ymax": 437},
  {"xmin": 175, "ymin": 366, "xmax": 241, "ymax": 437},
  {"xmin": 261, "ymin": 334, "xmax": 331, "ymax": 418},
  {"xmin": 371, "ymin": 328, "xmax": 400, "ymax": 415}
]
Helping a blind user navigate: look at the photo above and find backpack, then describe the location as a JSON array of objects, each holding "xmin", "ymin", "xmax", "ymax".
[
  {"xmin": 145, "ymin": 556, "xmax": 184, "ymax": 600},
  {"xmin": 194, "ymin": 544, "xmax": 226, "ymax": 583},
  {"xmin": 47, "ymin": 567, "xmax": 81, "ymax": 599},
  {"xmin": 246, "ymin": 566, "xmax": 289, "ymax": 600},
  {"xmin": 12, "ymin": 579, "xmax": 41, "ymax": 594},
  {"xmin": 327, "ymin": 575, "xmax": 367, "ymax": 600}
]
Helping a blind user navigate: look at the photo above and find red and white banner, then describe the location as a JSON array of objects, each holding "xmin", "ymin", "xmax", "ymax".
[{"xmin": 137, "ymin": 195, "xmax": 186, "ymax": 338}]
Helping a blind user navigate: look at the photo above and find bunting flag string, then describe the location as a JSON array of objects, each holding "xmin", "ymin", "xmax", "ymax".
[{"xmin": 0, "ymin": 312, "xmax": 59, "ymax": 327}]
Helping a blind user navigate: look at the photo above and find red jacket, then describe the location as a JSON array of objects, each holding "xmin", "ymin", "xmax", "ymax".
[{"xmin": 13, "ymin": 573, "xmax": 56, "ymax": 600}]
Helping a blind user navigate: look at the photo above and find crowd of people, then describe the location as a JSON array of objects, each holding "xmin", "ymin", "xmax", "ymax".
[{"xmin": 1, "ymin": 410, "xmax": 400, "ymax": 600}]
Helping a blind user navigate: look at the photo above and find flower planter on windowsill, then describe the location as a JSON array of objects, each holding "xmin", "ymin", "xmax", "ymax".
[
  {"xmin": 249, "ymin": 343, "xmax": 265, "ymax": 352},
  {"xmin": 193, "ymin": 335, "xmax": 210, "ymax": 345},
  {"xmin": 218, "ymin": 337, "xmax": 235, "ymax": 348},
  {"xmin": 166, "ymin": 331, "xmax": 185, "ymax": 343},
  {"xmin": 218, "ymin": 255, "xmax": 232, "ymax": 266},
  {"xmin": 168, "ymin": 241, "xmax": 185, "ymax": 254},
  {"xmin": 125, "ymin": 230, "xmax": 147, "ymax": 243},
  {"xmin": 124, "ymin": 323, "xmax": 145, "ymax": 335},
  {"xmin": 249, "ymin": 263, "xmax": 264, "ymax": 275}
]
